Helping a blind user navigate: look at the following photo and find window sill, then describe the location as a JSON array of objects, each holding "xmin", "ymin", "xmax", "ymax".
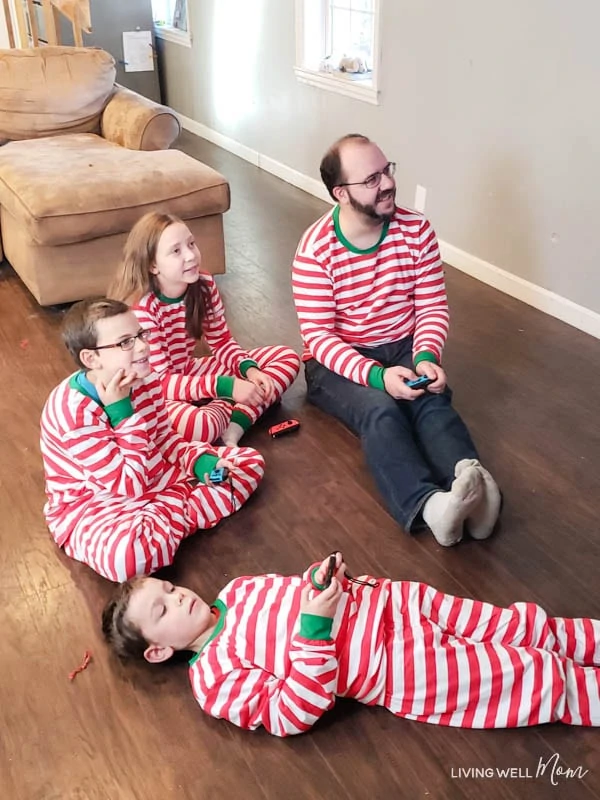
[
  {"xmin": 153, "ymin": 24, "xmax": 191, "ymax": 47},
  {"xmin": 294, "ymin": 66, "xmax": 379, "ymax": 105}
]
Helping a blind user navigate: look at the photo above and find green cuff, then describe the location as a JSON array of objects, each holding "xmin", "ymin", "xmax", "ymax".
[
  {"xmin": 367, "ymin": 364, "xmax": 387, "ymax": 391},
  {"xmin": 299, "ymin": 613, "xmax": 333, "ymax": 641},
  {"xmin": 105, "ymin": 396, "xmax": 134, "ymax": 427},
  {"xmin": 193, "ymin": 454, "xmax": 220, "ymax": 483},
  {"xmin": 413, "ymin": 351, "xmax": 439, "ymax": 367},
  {"xmin": 230, "ymin": 409, "xmax": 252, "ymax": 431},
  {"xmin": 239, "ymin": 359, "xmax": 259, "ymax": 378},
  {"xmin": 310, "ymin": 566, "xmax": 325, "ymax": 590},
  {"xmin": 216, "ymin": 375, "xmax": 235, "ymax": 400}
]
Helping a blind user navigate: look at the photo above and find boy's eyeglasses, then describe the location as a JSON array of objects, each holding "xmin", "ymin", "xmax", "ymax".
[
  {"xmin": 91, "ymin": 329, "xmax": 154, "ymax": 352},
  {"xmin": 337, "ymin": 161, "xmax": 396, "ymax": 190}
]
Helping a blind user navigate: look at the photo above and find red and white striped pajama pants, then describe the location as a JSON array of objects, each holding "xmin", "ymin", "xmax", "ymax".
[
  {"xmin": 384, "ymin": 581, "xmax": 600, "ymax": 727},
  {"xmin": 167, "ymin": 345, "xmax": 301, "ymax": 443},
  {"xmin": 64, "ymin": 446, "xmax": 265, "ymax": 582}
]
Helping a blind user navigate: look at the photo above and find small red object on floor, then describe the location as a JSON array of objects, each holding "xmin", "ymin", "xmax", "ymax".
[
  {"xmin": 69, "ymin": 650, "xmax": 92, "ymax": 681},
  {"xmin": 19, "ymin": 339, "xmax": 29, "ymax": 349},
  {"xmin": 268, "ymin": 419, "xmax": 301, "ymax": 438}
]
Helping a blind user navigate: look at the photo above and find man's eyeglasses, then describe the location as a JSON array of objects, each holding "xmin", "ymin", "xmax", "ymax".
[
  {"xmin": 91, "ymin": 329, "xmax": 154, "ymax": 352},
  {"xmin": 337, "ymin": 161, "xmax": 396, "ymax": 190}
]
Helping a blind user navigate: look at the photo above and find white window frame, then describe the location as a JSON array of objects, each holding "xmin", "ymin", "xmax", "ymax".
[
  {"xmin": 294, "ymin": 0, "xmax": 381, "ymax": 105},
  {"xmin": 152, "ymin": 0, "xmax": 192, "ymax": 48}
]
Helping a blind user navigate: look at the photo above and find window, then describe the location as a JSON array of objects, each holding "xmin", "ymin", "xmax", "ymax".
[
  {"xmin": 295, "ymin": 0, "xmax": 380, "ymax": 104},
  {"xmin": 151, "ymin": 0, "xmax": 191, "ymax": 47},
  {"xmin": 328, "ymin": 1, "xmax": 375, "ymax": 67}
]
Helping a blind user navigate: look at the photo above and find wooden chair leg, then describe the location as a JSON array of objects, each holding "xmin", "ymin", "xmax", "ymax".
[
  {"xmin": 25, "ymin": 0, "xmax": 39, "ymax": 46},
  {"xmin": 72, "ymin": 16, "xmax": 83, "ymax": 46},
  {"xmin": 51, "ymin": 4, "xmax": 61, "ymax": 44},
  {"xmin": 2, "ymin": 0, "xmax": 15, "ymax": 48},
  {"xmin": 13, "ymin": 0, "xmax": 29, "ymax": 46},
  {"xmin": 41, "ymin": 0, "xmax": 58, "ymax": 45}
]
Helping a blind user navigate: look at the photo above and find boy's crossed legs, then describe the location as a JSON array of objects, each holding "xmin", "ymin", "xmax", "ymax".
[{"xmin": 67, "ymin": 445, "xmax": 265, "ymax": 582}]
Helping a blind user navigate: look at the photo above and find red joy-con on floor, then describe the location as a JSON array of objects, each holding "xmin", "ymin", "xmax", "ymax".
[{"xmin": 268, "ymin": 419, "xmax": 301, "ymax": 438}]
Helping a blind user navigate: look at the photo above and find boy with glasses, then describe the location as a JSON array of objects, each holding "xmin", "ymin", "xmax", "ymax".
[
  {"xmin": 292, "ymin": 134, "xmax": 501, "ymax": 547},
  {"xmin": 40, "ymin": 297, "xmax": 264, "ymax": 582}
]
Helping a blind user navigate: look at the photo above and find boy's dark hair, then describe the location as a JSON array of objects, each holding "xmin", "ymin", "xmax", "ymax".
[
  {"xmin": 101, "ymin": 576, "xmax": 149, "ymax": 660},
  {"xmin": 62, "ymin": 297, "xmax": 130, "ymax": 369},
  {"xmin": 320, "ymin": 133, "xmax": 371, "ymax": 200}
]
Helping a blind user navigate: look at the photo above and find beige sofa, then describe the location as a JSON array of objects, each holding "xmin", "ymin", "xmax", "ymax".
[{"xmin": 0, "ymin": 47, "xmax": 230, "ymax": 306}]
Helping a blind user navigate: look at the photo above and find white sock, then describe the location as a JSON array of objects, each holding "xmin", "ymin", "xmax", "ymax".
[
  {"xmin": 455, "ymin": 459, "xmax": 501, "ymax": 540},
  {"xmin": 422, "ymin": 465, "xmax": 483, "ymax": 546},
  {"xmin": 221, "ymin": 421, "xmax": 245, "ymax": 448}
]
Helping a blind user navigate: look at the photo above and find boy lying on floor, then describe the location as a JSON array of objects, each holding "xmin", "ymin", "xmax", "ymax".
[{"xmin": 102, "ymin": 552, "xmax": 600, "ymax": 736}]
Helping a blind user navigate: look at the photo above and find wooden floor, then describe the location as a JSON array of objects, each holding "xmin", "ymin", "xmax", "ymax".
[{"xmin": 2, "ymin": 130, "xmax": 600, "ymax": 800}]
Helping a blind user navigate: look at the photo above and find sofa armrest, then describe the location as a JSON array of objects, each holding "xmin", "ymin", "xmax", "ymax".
[{"xmin": 101, "ymin": 85, "xmax": 181, "ymax": 151}]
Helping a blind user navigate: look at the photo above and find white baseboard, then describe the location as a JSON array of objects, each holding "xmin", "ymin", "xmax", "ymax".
[
  {"xmin": 259, "ymin": 153, "xmax": 332, "ymax": 204},
  {"xmin": 179, "ymin": 114, "xmax": 600, "ymax": 340},
  {"xmin": 439, "ymin": 241, "xmax": 600, "ymax": 339},
  {"xmin": 179, "ymin": 114, "xmax": 259, "ymax": 167},
  {"xmin": 178, "ymin": 114, "xmax": 332, "ymax": 204}
]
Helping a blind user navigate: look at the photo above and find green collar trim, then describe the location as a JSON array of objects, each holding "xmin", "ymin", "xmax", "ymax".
[
  {"xmin": 188, "ymin": 598, "xmax": 227, "ymax": 664},
  {"xmin": 70, "ymin": 372, "xmax": 89, "ymax": 397},
  {"xmin": 156, "ymin": 289, "xmax": 187, "ymax": 304},
  {"xmin": 69, "ymin": 371, "xmax": 101, "ymax": 403},
  {"xmin": 332, "ymin": 205, "xmax": 390, "ymax": 255}
]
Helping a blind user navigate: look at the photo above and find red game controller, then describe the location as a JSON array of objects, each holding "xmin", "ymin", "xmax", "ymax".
[{"xmin": 268, "ymin": 419, "xmax": 301, "ymax": 438}]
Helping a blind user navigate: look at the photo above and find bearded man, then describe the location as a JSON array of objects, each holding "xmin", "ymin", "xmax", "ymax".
[{"xmin": 292, "ymin": 134, "xmax": 501, "ymax": 546}]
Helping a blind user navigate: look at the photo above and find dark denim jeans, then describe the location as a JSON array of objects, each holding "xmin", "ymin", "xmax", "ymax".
[{"xmin": 305, "ymin": 338, "xmax": 479, "ymax": 531}]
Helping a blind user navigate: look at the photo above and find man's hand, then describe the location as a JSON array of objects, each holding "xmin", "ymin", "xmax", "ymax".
[
  {"xmin": 96, "ymin": 368, "xmax": 137, "ymax": 406},
  {"xmin": 245, "ymin": 367, "xmax": 275, "ymax": 404},
  {"xmin": 232, "ymin": 377, "xmax": 264, "ymax": 406},
  {"xmin": 300, "ymin": 579, "xmax": 343, "ymax": 619},
  {"xmin": 314, "ymin": 551, "xmax": 347, "ymax": 587},
  {"xmin": 383, "ymin": 366, "xmax": 426, "ymax": 401},
  {"xmin": 415, "ymin": 361, "xmax": 447, "ymax": 393}
]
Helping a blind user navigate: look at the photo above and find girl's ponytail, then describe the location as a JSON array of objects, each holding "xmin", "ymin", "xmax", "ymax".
[{"xmin": 184, "ymin": 279, "xmax": 211, "ymax": 340}]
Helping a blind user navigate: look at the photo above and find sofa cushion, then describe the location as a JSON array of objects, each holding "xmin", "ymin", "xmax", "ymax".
[
  {"xmin": 0, "ymin": 134, "xmax": 230, "ymax": 246},
  {"xmin": 0, "ymin": 47, "xmax": 116, "ymax": 142}
]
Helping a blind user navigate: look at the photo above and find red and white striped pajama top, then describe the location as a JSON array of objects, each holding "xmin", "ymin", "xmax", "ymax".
[
  {"xmin": 189, "ymin": 567, "xmax": 600, "ymax": 736},
  {"xmin": 132, "ymin": 274, "xmax": 300, "ymax": 442},
  {"xmin": 292, "ymin": 207, "xmax": 450, "ymax": 384},
  {"xmin": 40, "ymin": 372, "xmax": 264, "ymax": 581}
]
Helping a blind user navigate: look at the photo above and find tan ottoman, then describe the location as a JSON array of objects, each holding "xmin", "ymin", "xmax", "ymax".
[{"xmin": 0, "ymin": 133, "xmax": 229, "ymax": 305}]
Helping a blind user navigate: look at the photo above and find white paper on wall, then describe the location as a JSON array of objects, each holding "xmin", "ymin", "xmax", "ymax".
[{"xmin": 122, "ymin": 31, "xmax": 154, "ymax": 72}]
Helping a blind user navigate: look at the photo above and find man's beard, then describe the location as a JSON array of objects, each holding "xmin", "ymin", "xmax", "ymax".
[{"xmin": 347, "ymin": 188, "xmax": 396, "ymax": 223}]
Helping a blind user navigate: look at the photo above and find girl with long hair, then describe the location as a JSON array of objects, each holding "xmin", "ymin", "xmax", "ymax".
[{"xmin": 110, "ymin": 212, "xmax": 300, "ymax": 446}]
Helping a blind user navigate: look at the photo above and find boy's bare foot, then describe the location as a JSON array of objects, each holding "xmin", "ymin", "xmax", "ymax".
[{"xmin": 422, "ymin": 465, "xmax": 483, "ymax": 546}]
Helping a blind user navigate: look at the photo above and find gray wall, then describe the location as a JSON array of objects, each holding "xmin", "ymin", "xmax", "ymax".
[{"xmin": 159, "ymin": 0, "xmax": 600, "ymax": 313}]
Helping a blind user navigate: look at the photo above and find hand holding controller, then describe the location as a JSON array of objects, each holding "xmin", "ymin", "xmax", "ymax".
[
  {"xmin": 323, "ymin": 554, "xmax": 337, "ymax": 588},
  {"xmin": 405, "ymin": 375, "xmax": 434, "ymax": 390},
  {"xmin": 209, "ymin": 466, "xmax": 229, "ymax": 484},
  {"xmin": 320, "ymin": 550, "xmax": 380, "ymax": 589},
  {"xmin": 207, "ymin": 464, "xmax": 236, "ymax": 512}
]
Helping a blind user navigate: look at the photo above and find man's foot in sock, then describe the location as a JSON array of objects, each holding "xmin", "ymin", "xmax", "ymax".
[
  {"xmin": 455, "ymin": 459, "xmax": 501, "ymax": 540},
  {"xmin": 422, "ymin": 465, "xmax": 483, "ymax": 546}
]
